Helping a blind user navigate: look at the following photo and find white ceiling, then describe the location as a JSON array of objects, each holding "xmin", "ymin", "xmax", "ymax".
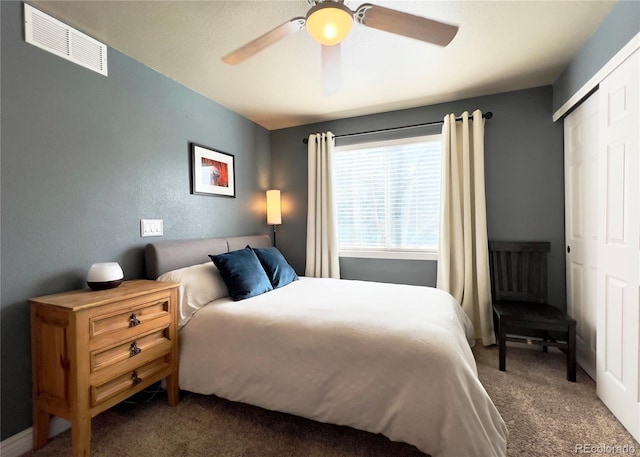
[{"xmin": 31, "ymin": 0, "xmax": 616, "ymax": 130}]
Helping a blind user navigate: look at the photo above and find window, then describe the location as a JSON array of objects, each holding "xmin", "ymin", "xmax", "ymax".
[{"xmin": 333, "ymin": 134, "xmax": 441, "ymax": 260}]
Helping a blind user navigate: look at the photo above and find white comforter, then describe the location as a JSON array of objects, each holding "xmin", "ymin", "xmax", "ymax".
[{"xmin": 179, "ymin": 277, "xmax": 507, "ymax": 457}]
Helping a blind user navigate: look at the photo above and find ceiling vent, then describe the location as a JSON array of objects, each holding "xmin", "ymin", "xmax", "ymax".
[{"xmin": 24, "ymin": 4, "xmax": 108, "ymax": 76}]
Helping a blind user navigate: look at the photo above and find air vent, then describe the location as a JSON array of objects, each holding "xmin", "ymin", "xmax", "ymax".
[{"xmin": 24, "ymin": 4, "xmax": 108, "ymax": 76}]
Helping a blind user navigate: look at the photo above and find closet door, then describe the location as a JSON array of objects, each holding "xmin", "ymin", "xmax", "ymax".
[
  {"xmin": 564, "ymin": 94, "xmax": 599, "ymax": 379},
  {"xmin": 596, "ymin": 49, "xmax": 639, "ymax": 442}
]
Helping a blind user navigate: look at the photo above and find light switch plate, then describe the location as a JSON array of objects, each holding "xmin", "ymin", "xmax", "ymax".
[{"xmin": 140, "ymin": 219, "xmax": 163, "ymax": 237}]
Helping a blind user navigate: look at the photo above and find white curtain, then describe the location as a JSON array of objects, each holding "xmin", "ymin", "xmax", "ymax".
[
  {"xmin": 437, "ymin": 110, "xmax": 495, "ymax": 346},
  {"xmin": 305, "ymin": 132, "xmax": 340, "ymax": 278}
]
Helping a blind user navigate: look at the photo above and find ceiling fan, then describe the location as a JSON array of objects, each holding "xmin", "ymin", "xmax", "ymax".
[{"xmin": 222, "ymin": 0, "xmax": 458, "ymax": 95}]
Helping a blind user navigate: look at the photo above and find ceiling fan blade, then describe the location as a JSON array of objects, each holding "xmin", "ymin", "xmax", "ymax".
[
  {"xmin": 222, "ymin": 18, "xmax": 305, "ymax": 65},
  {"xmin": 355, "ymin": 4, "xmax": 458, "ymax": 47},
  {"xmin": 322, "ymin": 44, "xmax": 341, "ymax": 96}
]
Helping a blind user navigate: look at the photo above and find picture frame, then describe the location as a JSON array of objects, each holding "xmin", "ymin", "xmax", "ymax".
[{"xmin": 190, "ymin": 143, "xmax": 236, "ymax": 197}]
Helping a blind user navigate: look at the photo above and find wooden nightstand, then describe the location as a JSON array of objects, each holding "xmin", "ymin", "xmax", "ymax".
[{"xmin": 30, "ymin": 279, "xmax": 180, "ymax": 457}]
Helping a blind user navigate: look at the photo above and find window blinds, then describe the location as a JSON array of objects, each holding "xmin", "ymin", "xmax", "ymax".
[{"xmin": 333, "ymin": 135, "xmax": 441, "ymax": 252}]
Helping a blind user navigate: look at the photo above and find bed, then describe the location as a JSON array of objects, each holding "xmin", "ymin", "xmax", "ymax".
[{"xmin": 145, "ymin": 235, "xmax": 507, "ymax": 457}]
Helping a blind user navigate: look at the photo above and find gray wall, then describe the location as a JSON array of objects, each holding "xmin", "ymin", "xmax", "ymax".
[
  {"xmin": 552, "ymin": 0, "xmax": 640, "ymax": 114},
  {"xmin": 0, "ymin": 1, "xmax": 270, "ymax": 439},
  {"xmin": 270, "ymin": 86, "xmax": 566, "ymax": 307}
]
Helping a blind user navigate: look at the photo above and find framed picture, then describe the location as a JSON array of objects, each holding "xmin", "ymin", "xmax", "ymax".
[{"xmin": 190, "ymin": 143, "xmax": 236, "ymax": 197}]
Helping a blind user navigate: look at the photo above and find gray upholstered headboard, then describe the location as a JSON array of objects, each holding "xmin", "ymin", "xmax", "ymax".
[{"xmin": 144, "ymin": 234, "xmax": 271, "ymax": 279}]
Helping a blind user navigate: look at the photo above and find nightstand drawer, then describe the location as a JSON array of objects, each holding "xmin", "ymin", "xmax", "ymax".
[
  {"xmin": 90, "ymin": 357, "xmax": 170, "ymax": 407},
  {"xmin": 90, "ymin": 327, "xmax": 171, "ymax": 373},
  {"xmin": 90, "ymin": 292, "xmax": 170, "ymax": 339}
]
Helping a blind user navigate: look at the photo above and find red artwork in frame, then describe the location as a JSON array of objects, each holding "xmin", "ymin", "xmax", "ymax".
[{"xmin": 190, "ymin": 143, "xmax": 236, "ymax": 197}]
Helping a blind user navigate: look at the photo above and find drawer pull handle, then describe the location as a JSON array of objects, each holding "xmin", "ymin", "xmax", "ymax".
[
  {"xmin": 132, "ymin": 370, "xmax": 142, "ymax": 386},
  {"xmin": 129, "ymin": 313, "xmax": 141, "ymax": 327},
  {"xmin": 130, "ymin": 342, "xmax": 142, "ymax": 357}
]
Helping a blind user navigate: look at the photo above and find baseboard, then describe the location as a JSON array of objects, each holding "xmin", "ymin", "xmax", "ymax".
[
  {"xmin": 477, "ymin": 337, "xmax": 562, "ymax": 353},
  {"xmin": 0, "ymin": 427, "xmax": 31, "ymax": 457},
  {"xmin": 506, "ymin": 340, "xmax": 561, "ymax": 353},
  {"xmin": 1, "ymin": 417, "xmax": 70, "ymax": 457}
]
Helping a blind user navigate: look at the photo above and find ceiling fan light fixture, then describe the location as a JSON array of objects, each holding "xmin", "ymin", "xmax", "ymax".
[{"xmin": 306, "ymin": 2, "xmax": 353, "ymax": 46}]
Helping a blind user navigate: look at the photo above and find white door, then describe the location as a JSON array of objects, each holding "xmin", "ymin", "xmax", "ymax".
[
  {"xmin": 596, "ymin": 49, "xmax": 639, "ymax": 442},
  {"xmin": 564, "ymin": 94, "xmax": 599, "ymax": 379}
]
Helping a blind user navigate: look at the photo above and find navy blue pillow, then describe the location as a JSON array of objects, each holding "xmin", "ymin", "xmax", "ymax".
[
  {"xmin": 209, "ymin": 247, "xmax": 273, "ymax": 301},
  {"xmin": 250, "ymin": 246, "xmax": 298, "ymax": 289}
]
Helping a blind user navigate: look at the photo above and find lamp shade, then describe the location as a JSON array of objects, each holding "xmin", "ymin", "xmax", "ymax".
[
  {"xmin": 266, "ymin": 189, "xmax": 282, "ymax": 225},
  {"xmin": 87, "ymin": 262, "xmax": 124, "ymax": 290},
  {"xmin": 306, "ymin": 2, "xmax": 353, "ymax": 46}
]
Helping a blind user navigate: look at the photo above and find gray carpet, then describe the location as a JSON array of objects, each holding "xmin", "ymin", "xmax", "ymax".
[
  {"xmin": 24, "ymin": 344, "xmax": 638, "ymax": 457},
  {"xmin": 474, "ymin": 345, "xmax": 637, "ymax": 456}
]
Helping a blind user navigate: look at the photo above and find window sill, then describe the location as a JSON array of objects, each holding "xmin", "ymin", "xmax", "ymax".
[{"xmin": 339, "ymin": 250, "xmax": 437, "ymax": 261}]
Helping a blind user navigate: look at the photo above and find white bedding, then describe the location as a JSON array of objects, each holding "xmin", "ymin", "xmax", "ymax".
[{"xmin": 178, "ymin": 277, "xmax": 507, "ymax": 457}]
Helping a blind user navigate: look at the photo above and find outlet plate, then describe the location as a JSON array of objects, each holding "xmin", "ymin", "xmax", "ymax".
[{"xmin": 140, "ymin": 219, "xmax": 163, "ymax": 237}]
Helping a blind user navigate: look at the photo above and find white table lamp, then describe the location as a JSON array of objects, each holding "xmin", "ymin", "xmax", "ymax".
[{"xmin": 266, "ymin": 189, "xmax": 282, "ymax": 247}]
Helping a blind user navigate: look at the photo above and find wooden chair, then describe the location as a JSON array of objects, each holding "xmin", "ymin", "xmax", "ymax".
[{"xmin": 489, "ymin": 241, "xmax": 577, "ymax": 382}]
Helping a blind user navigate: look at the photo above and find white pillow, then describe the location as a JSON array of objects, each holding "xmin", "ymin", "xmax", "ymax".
[{"xmin": 157, "ymin": 261, "xmax": 228, "ymax": 327}]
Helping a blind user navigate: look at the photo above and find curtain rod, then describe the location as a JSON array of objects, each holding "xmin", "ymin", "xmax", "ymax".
[{"xmin": 302, "ymin": 111, "xmax": 493, "ymax": 144}]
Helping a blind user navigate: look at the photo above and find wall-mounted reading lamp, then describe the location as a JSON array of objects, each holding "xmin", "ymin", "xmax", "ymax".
[{"xmin": 266, "ymin": 189, "xmax": 282, "ymax": 247}]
